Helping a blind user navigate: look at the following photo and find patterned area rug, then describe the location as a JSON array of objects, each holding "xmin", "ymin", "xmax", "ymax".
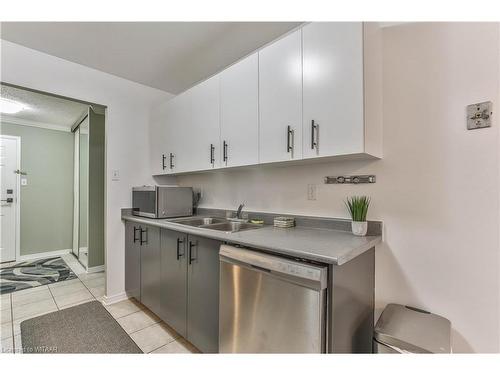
[{"xmin": 0, "ymin": 257, "xmax": 77, "ymax": 294}]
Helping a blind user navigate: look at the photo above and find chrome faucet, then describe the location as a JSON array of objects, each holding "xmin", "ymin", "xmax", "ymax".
[{"xmin": 236, "ymin": 203, "xmax": 245, "ymax": 219}]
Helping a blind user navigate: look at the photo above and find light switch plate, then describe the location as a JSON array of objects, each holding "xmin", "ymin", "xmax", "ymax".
[
  {"xmin": 21, "ymin": 178, "xmax": 27, "ymax": 186},
  {"xmin": 467, "ymin": 101, "xmax": 492, "ymax": 130},
  {"xmin": 112, "ymin": 170, "xmax": 120, "ymax": 181}
]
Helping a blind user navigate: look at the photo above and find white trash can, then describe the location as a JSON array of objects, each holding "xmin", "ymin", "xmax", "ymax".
[{"xmin": 374, "ymin": 303, "xmax": 451, "ymax": 353}]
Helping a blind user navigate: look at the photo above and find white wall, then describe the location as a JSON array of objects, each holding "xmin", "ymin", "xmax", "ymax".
[
  {"xmin": 1, "ymin": 40, "xmax": 173, "ymax": 300},
  {"xmin": 175, "ymin": 23, "xmax": 500, "ymax": 352},
  {"xmin": 498, "ymin": 25, "xmax": 500, "ymax": 354}
]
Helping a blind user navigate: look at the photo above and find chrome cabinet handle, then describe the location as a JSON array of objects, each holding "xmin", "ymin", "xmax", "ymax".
[
  {"xmin": 286, "ymin": 126, "xmax": 294, "ymax": 154},
  {"xmin": 169, "ymin": 153, "xmax": 175, "ymax": 169},
  {"xmin": 210, "ymin": 144, "xmax": 215, "ymax": 165},
  {"xmin": 176, "ymin": 237, "xmax": 185, "ymax": 260},
  {"xmin": 188, "ymin": 241, "xmax": 197, "ymax": 265},
  {"xmin": 133, "ymin": 226, "xmax": 140, "ymax": 243},
  {"xmin": 223, "ymin": 141, "xmax": 228, "ymax": 163},
  {"xmin": 311, "ymin": 120, "xmax": 319, "ymax": 150},
  {"xmin": 140, "ymin": 228, "xmax": 148, "ymax": 245}
]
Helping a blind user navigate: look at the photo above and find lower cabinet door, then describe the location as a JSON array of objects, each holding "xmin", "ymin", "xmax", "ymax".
[
  {"xmin": 160, "ymin": 229, "xmax": 188, "ymax": 337},
  {"xmin": 125, "ymin": 222, "xmax": 141, "ymax": 300},
  {"xmin": 187, "ymin": 234, "xmax": 221, "ymax": 353},
  {"xmin": 140, "ymin": 225, "xmax": 161, "ymax": 314}
]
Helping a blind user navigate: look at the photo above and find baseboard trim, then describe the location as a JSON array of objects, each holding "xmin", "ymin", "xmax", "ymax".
[
  {"xmin": 87, "ymin": 265, "xmax": 105, "ymax": 273},
  {"xmin": 18, "ymin": 249, "xmax": 72, "ymax": 262},
  {"xmin": 102, "ymin": 291, "xmax": 129, "ymax": 306}
]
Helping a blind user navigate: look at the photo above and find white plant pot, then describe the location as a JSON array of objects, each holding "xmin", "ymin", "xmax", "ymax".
[{"xmin": 351, "ymin": 221, "xmax": 368, "ymax": 236}]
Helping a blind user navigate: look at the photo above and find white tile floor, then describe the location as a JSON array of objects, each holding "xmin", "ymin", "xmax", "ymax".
[{"xmin": 0, "ymin": 255, "xmax": 198, "ymax": 354}]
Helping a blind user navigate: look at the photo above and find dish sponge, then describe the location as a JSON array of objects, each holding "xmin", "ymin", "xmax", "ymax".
[{"xmin": 250, "ymin": 219, "xmax": 265, "ymax": 225}]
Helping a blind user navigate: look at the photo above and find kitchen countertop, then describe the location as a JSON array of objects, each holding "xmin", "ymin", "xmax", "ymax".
[{"xmin": 122, "ymin": 213, "xmax": 382, "ymax": 266}]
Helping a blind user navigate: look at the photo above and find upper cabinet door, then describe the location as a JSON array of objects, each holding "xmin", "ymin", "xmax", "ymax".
[
  {"xmin": 220, "ymin": 53, "xmax": 259, "ymax": 168},
  {"xmin": 302, "ymin": 22, "xmax": 364, "ymax": 159},
  {"xmin": 150, "ymin": 103, "xmax": 169, "ymax": 176},
  {"xmin": 164, "ymin": 93, "xmax": 190, "ymax": 173},
  {"xmin": 188, "ymin": 75, "xmax": 221, "ymax": 171},
  {"xmin": 259, "ymin": 30, "xmax": 303, "ymax": 163}
]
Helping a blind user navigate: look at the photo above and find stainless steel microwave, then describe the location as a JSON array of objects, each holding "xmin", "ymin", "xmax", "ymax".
[{"xmin": 132, "ymin": 185, "xmax": 193, "ymax": 219}]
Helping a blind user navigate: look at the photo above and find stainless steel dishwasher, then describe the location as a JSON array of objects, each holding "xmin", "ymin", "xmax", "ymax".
[{"xmin": 219, "ymin": 244, "xmax": 328, "ymax": 353}]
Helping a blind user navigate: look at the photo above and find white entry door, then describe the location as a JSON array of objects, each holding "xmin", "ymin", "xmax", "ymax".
[{"xmin": 0, "ymin": 135, "xmax": 20, "ymax": 263}]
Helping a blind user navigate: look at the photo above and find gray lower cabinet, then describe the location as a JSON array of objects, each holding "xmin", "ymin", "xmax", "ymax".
[
  {"xmin": 139, "ymin": 224, "xmax": 161, "ymax": 314},
  {"xmin": 159, "ymin": 229, "xmax": 188, "ymax": 337},
  {"xmin": 125, "ymin": 222, "xmax": 220, "ymax": 353},
  {"xmin": 125, "ymin": 222, "xmax": 141, "ymax": 300},
  {"xmin": 186, "ymin": 234, "xmax": 220, "ymax": 353}
]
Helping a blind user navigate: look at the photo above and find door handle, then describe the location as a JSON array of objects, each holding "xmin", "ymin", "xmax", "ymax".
[
  {"xmin": 188, "ymin": 240, "xmax": 197, "ymax": 265},
  {"xmin": 210, "ymin": 144, "xmax": 215, "ymax": 165},
  {"xmin": 133, "ymin": 226, "xmax": 140, "ymax": 243},
  {"xmin": 311, "ymin": 120, "xmax": 319, "ymax": 150},
  {"xmin": 169, "ymin": 153, "xmax": 175, "ymax": 169},
  {"xmin": 176, "ymin": 237, "xmax": 185, "ymax": 260},
  {"xmin": 140, "ymin": 227, "xmax": 148, "ymax": 245}
]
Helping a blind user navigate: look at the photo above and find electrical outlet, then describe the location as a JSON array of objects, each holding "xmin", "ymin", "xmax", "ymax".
[{"xmin": 307, "ymin": 184, "xmax": 317, "ymax": 201}]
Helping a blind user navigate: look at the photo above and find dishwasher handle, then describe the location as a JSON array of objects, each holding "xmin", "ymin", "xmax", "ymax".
[
  {"xmin": 250, "ymin": 264, "xmax": 272, "ymax": 273},
  {"xmin": 219, "ymin": 245, "xmax": 327, "ymax": 290}
]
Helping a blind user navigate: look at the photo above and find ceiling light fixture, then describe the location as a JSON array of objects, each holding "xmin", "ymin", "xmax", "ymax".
[{"xmin": 0, "ymin": 98, "xmax": 26, "ymax": 114}]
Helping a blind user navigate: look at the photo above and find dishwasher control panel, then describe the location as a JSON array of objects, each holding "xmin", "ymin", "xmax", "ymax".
[
  {"xmin": 220, "ymin": 244, "xmax": 327, "ymax": 287},
  {"xmin": 276, "ymin": 262, "xmax": 322, "ymax": 280}
]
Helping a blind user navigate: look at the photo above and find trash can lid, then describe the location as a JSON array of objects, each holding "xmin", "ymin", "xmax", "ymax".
[{"xmin": 374, "ymin": 304, "xmax": 451, "ymax": 353}]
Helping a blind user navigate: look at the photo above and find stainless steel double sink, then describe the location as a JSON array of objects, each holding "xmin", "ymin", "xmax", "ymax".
[{"xmin": 169, "ymin": 216, "xmax": 263, "ymax": 233}]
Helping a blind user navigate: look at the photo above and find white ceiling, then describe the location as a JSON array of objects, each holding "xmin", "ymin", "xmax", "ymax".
[
  {"xmin": 0, "ymin": 22, "xmax": 302, "ymax": 94},
  {"xmin": 0, "ymin": 85, "xmax": 89, "ymax": 130}
]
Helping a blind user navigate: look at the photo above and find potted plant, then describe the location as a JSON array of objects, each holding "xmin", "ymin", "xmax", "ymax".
[{"xmin": 345, "ymin": 196, "xmax": 371, "ymax": 236}]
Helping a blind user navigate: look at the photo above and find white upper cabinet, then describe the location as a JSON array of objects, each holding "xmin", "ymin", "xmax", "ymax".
[
  {"xmin": 259, "ymin": 30, "xmax": 303, "ymax": 163},
  {"xmin": 185, "ymin": 75, "xmax": 221, "ymax": 171},
  {"xmin": 164, "ymin": 92, "xmax": 191, "ymax": 173},
  {"xmin": 159, "ymin": 76, "xmax": 220, "ymax": 174},
  {"xmin": 150, "ymin": 96, "xmax": 183, "ymax": 175},
  {"xmin": 150, "ymin": 102, "xmax": 169, "ymax": 176},
  {"xmin": 152, "ymin": 23, "xmax": 382, "ymax": 176},
  {"xmin": 220, "ymin": 53, "xmax": 259, "ymax": 168},
  {"xmin": 302, "ymin": 22, "xmax": 364, "ymax": 159}
]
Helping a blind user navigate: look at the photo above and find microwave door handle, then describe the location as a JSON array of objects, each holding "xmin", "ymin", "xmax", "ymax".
[
  {"xmin": 155, "ymin": 187, "xmax": 158, "ymax": 218},
  {"xmin": 156, "ymin": 189, "xmax": 160, "ymax": 218}
]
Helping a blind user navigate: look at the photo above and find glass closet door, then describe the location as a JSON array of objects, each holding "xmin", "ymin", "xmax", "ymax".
[
  {"xmin": 78, "ymin": 118, "xmax": 89, "ymax": 267},
  {"xmin": 72, "ymin": 127, "xmax": 80, "ymax": 258}
]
